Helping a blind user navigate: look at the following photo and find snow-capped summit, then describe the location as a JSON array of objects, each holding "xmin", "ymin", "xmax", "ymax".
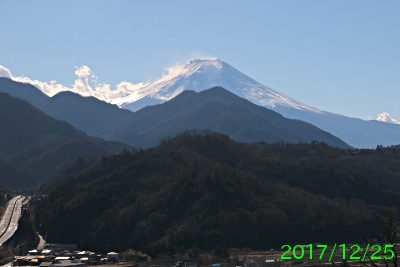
[{"xmin": 112, "ymin": 58, "xmax": 324, "ymax": 113}]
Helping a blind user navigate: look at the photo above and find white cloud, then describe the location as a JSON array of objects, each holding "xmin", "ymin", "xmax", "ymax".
[
  {"xmin": 0, "ymin": 64, "xmax": 145, "ymax": 103},
  {"xmin": 377, "ymin": 112, "xmax": 399, "ymax": 124},
  {"xmin": 184, "ymin": 50, "xmax": 217, "ymax": 63},
  {"xmin": 72, "ymin": 65, "xmax": 93, "ymax": 95},
  {"xmin": 0, "ymin": 65, "xmax": 12, "ymax": 78}
]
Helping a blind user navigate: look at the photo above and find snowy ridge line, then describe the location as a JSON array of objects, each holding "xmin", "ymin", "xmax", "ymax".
[{"xmin": 112, "ymin": 59, "xmax": 326, "ymax": 114}]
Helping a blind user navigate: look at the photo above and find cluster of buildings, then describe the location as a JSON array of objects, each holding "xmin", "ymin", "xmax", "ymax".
[
  {"xmin": 11, "ymin": 245, "xmax": 366, "ymax": 267},
  {"xmin": 13, "ymin": 244, "xmax": 120, "ymax": 267}
]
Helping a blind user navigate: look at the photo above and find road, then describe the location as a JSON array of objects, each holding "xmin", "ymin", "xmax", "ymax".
[
  {"xmin": 0, "ymin": 196, "xmax": 25, "ymax": 246},
  {"xmin": 0, "ymin": 196, "xmax": 20, "ymax": 237},
  {"xmin": 37, "ymin": 233, "xmax": 46, "ymax": 250}
]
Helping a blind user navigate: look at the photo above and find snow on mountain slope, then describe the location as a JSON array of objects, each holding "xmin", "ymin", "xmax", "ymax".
[
  {"xmin": 110, "ymin": 58, "xmax": 400, "ymax": 148},
  {"xmin": 112, "ymin": 59, "xmax": 325, "ymax": 114}
]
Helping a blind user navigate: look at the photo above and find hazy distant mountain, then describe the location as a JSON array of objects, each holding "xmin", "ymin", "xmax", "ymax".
[
  {"xmin": 273, "ymin": 105, "xmax": 400, "ymax": 149},
  {"xmin": 39, "ymin": 91, "xmax": 132, "ymax": 135},
  {"xmin": 0, "ymin": 77, "xmax": 48, "ymax": 107},
  {"xmin": 99, "ymin": 87, "xmax": 351, "ymax": 149},
  {"xmin": 111, "ymin": 59, "xmax": 400, "ymax": 148},
  {"xmin": 0, "ymin": 78, "xmax": 133, "ymax": 136}
]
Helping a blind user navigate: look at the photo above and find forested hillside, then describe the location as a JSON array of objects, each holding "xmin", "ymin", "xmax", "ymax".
[{"xmin": 35, "ymin": 131, "xmax": 400, "ymax": 255}]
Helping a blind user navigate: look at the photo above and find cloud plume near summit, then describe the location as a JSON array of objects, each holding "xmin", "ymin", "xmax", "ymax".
[
  {"xmin": 377, "ymin": 112, "xmax": 400, "ymax": 124},
  {"xmin": 0, "ymin": 65, "xmax": 142, "ymax": 102}
]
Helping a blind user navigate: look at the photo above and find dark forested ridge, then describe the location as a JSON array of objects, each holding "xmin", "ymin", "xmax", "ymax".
[
  {"xmin": 34, "ymin": 131, "xmax": 400, "ymax": 255},
  {"xmin": 7, "ymin": 138, "xmax": 131, "ymax": 187}
]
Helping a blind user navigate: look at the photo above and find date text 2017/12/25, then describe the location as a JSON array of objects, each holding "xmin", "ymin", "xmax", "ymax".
[{"xmin": 281, "ymin": 244, "xmax": 395, "ymax": 262}]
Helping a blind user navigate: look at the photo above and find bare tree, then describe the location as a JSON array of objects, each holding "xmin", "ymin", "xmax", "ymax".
[{"xmin": 360, "ymin": 210, "xmax": 399, "ymax": 267}]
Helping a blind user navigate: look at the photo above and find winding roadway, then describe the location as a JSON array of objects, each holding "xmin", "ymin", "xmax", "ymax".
[{"xmin": 0, "ymin": 196, "xmax": 25, "ymax": 246}]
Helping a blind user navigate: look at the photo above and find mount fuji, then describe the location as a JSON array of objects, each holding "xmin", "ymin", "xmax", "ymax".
[
  {"xmin": 112, "ymin": 59, "xmax": 400, "ymax": 148},
  {"xmin": 112, "ymin": 59, "xmax": 322, "ymax": 114}
]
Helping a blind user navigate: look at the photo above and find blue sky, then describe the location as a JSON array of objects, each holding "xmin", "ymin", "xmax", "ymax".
[{"xmin": 0, "ymin": 0, "xmax": 399, "ymax": 121}]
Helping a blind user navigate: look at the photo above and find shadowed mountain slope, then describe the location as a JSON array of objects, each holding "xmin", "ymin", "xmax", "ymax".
[
  {"xmin": 39, "ymin": 91, "xmax": 132, "ymax": 136},
  {"xmin": 0, "ymin": 158, "xmax": 37, "ymax": 189},
  {"xmin": 0, "ymin": 92, "xmax": 131, "ymax": 189},
  {"xmin": 0, "ymin": 92, "xmax": 84, "ymax": 157},
  {"xmin": 7, "ymin": 138, "xmax": 130, "ymax": 186},
  {"xmin": 0, "ymin": 78, "xmax": 350, "ymax": 149}
]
